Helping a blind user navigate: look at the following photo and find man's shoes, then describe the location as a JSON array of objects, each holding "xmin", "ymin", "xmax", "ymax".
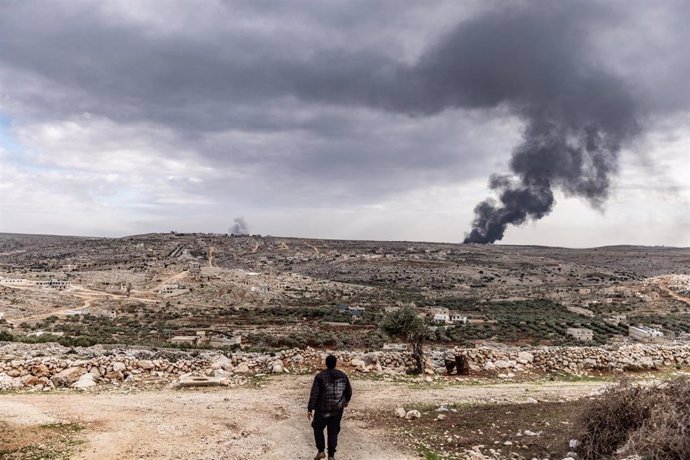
[{"xmin": 313, "ymin": 452, "xmax": 325, "ymax": 460}]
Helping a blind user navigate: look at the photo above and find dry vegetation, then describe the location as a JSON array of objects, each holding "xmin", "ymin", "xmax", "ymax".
[{"xmin": 577, "ymin": 377, "xmax": 690, "ymax": 459}]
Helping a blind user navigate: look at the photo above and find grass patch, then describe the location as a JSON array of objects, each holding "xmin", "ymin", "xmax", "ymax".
[
  {"xmin": 0, "ymin": 422, "xmax": 85, "ymax": 459},
  {"xmin": 420, "ymin": 446, "xmax": 443, "ymax": 460}
]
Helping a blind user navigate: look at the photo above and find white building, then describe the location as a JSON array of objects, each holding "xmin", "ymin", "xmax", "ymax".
[
  {"xmin": 566, "ymin": 327, "xmax": 594, "ymax": 341},
  {"xmin": 433, "ymin": 308, "xmax": 450, "ymax": 323},
  {"xmin": 158, "ymin": 283, "xmax": 186, "ymax": 295},
  {"xmin": 33, "ymin": 279, "xmax": 71, "ymax": 289},
  {"xmin": 629, "ymin": 326, "xmax": 664, "ymax": 343},
  {"xmin": 450, "ymin": 313, "xmax": 467, "ymax": 324}
]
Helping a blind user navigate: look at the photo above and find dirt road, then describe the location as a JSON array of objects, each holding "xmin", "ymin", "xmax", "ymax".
[{"xmin": 0, "ymin": 375, "xmax": 606, "ymax": 459}]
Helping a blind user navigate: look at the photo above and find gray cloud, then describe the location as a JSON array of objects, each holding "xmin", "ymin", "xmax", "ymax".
[{"xmin": 0, "ymin": 0, "xmax": 688, "ymax": 240}]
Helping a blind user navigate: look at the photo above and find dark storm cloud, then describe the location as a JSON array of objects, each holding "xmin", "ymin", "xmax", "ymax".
[{"xmin": 0, "ymin": 0, "xmax": 688, "ymax": 237}]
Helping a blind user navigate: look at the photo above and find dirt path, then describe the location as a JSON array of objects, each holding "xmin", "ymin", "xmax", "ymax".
[
  {"xmin": 7, "ymin": 285, "xmax": 157, "ymax": 324},
  {"xmin": 0, "ymin": 375, "xmax": 606, "ymax": 459},
  {"xmin": 657, "ymin": 281, "xmax": 690, "ymax": 308}
]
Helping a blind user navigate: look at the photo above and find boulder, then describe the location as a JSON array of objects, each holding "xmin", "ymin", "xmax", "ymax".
[
  {"xmin": 235, "ymin": 362, "xmax": 250, "ymax": 373},
  {"xmin": 350, "ymin": 358, "xmax": 366, "ymax": 367},
  {"xmin": 72, "ymin": 373, "xmax": 96, "ymax": 389},
  {"xmin": 363, "ymin": 352, "xmax": 379, "ymax": 364},
  {"xmin": 493, "ymin": 360, "xmax": 511, "ymax": 369},
  {"xmin": 112, "ymin": 362, "xmax": 126, "ymax": 372},
  {"xmin": 394, "ymin": 407, "xmax": 406, "ymax": 418},
  {"xmin": 137, "ymin": 360, "xmax": 155, "ymax": 370},
  {"xmin": 211, "ymin": 355, "xmax": 233, "ymax": 371},
  {"xmin": 30, "ymin": 364, "xmax": 50, "ymax": 377},
  {"xmin": 517, "ymin": 351, "xmax": 534, "ymax": 364},
  {"xmin": 51, "ymin": 366, "xmax": 86, "ymax": 387}
]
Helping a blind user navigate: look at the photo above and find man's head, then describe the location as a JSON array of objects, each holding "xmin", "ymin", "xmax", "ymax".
[{"xmin": 325, "ymin": 355, "xmax": 337, "ymax": 369}]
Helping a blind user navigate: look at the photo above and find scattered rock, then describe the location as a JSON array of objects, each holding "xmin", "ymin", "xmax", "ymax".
[{"xmin": 405, "ymin": 410, "xmax": 421, "ymax": 420}]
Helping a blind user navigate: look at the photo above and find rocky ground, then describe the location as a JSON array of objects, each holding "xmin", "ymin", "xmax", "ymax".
[{"xmin": 0, "ymin": 374, "xmax": 610, "ymax": 460}]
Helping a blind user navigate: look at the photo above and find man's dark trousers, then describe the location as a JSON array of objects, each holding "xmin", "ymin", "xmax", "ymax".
[{"xmin": 311, "ymin": 409, "xmax": 344, "ymax": 456}]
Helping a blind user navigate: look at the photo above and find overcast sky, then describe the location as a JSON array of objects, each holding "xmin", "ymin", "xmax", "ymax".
[{"xmin": 0, "ymin": 0, "xmax": 688, "ymax": 247}]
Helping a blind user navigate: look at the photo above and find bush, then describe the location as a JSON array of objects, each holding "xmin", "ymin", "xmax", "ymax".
[{"xmin": 577, "ymin": 377, "xmax": 690, "ymax": 459}]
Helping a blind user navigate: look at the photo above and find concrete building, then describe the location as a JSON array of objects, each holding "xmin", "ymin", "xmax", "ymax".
[
  {"xmin": 209, "ymin": 335, "xmax": 242, "ymax": 347},
  {"xmin": 604, "ymin": 314, "xmax": 627, "ymax": 326},
  {"xmin": 188, "ymin": 261, "xmax": 201, "ymax": 275},
  {"xmin": 169, "ymin": 335, "xmax": 197, "ymax": 345},
  {"xmin": 0, "ymin": 277, "xmax": 31, "ymax": 286},
  {"xmin": 566, "ymin": 327, "xmax": 594, "ymax": 341},
  {"xmin": 158, "ymin": 283, "xmax": 186, "ymax": 295},
  {"xmin": 35, "ymin": 279, "xmax": 70, "ymax": 289},
  {"xmin": 629, "ymin": 325, "xmax": 664, "ymax": 343},
  {"xmin": 450, "ymin": 313, "xmax": 467, "ymax": 324},
  {"xmin": 433, "ymin": 308, "xmax": 450, "ymax": 323}
]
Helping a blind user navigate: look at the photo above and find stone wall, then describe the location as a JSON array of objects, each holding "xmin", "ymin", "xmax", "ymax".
[{"xmin": 1, "ymin": 341, "xmax": 689, "ymax": 390}]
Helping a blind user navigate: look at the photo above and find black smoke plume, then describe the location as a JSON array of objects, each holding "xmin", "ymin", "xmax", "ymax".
[
  {"xmin": 229, "ymin": 217, "xmax": 249, "ymax": 236},
  {"xmin": 392, "ymin": 3, "xmax": 639, "ymax": 243},
  {"xmin": 396, "ymin": 3, "xmax": 641, "ymax": 243},
  {"xmin": 327, "ymin": 2, "xmax": 641, "ymax": 243}
]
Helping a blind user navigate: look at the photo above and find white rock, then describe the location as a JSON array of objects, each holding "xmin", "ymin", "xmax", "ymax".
[
  {"xmin": 112, "ymin": 362, "xmax": 126, "ymax": 372},
  {"xmin": 405, "ymin": 410, "xmax": 421, "ymax": 420},
  {"xmin": 72, "ymin": 373, "xmax": 96, "ymax": 389},
  {"xmin": 350, "ymin": 358, "xmax": 366, "ymax": 367},
  {"xmin": 483, "ymin": 361, "xmax": 496, "ymax": 371},
  {"xmin": 394, "ymin": 407, "xmax": 406, "ymax": 418},
  {"xmin": 569, "ymin": 439, "xmax": 580, "ymax": 449},
  {"xmin": 0, "ymin": 373, "xmax": 23, "ymax": 389},
  {"xmin": 436, "ymin": 414, "xmax": 447, "ymax": 421},
  {"xmin": 138, "ymin": 360, "xmax": 155, "ymax": 370},
  {"xmin": 494, "ymin": 360, "xmax": 511, "ymax": 369},
  {"xmin": 235, "ymin": 363, "xmax": 250, "ymax": 373},
  {"xmin": 211, "ymin": 355, "xmax": 234, "ymax": 371},
  {"xmin": 517, "ymin": 351, "xmax": 534, "ymax": 363}
]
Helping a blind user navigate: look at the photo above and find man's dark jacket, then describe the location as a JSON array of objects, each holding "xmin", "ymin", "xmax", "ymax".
[{"xmin": 308, "ymin": 368, "xmax": 352, "ymax": 412}]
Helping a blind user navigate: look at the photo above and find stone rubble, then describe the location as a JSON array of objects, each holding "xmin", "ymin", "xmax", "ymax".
[{"xmin": 1, "ymin": 341, "xmax": 689, "ymax": 390}]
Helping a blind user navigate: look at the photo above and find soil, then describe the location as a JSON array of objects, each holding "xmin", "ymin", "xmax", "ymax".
[
  {"xmin": 383, "ymin": 399, "xmax": 588, "ymax": 459},
  {"xmin": 0, "ymin": 375, "xmax": 606, "ymax": 459}
]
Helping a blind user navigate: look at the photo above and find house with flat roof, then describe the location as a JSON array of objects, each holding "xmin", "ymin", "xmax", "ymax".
[
  {"xmin": 629, "ymin": 325, "xmax": 664, "ymax": 343},
  {"xmin": 566, "ymin": 327, "xmax": 593, "ymax": 341}
]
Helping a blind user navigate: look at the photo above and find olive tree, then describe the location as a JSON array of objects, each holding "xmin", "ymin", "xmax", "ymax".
[{"xmin": 379, "ymin": 306, "xmax": 427, "ymax": 373}]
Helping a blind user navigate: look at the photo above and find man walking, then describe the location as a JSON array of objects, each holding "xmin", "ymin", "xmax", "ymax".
[{"xmin": 308, "ymin": 355, "xmax": 352, "ymax": 460}]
